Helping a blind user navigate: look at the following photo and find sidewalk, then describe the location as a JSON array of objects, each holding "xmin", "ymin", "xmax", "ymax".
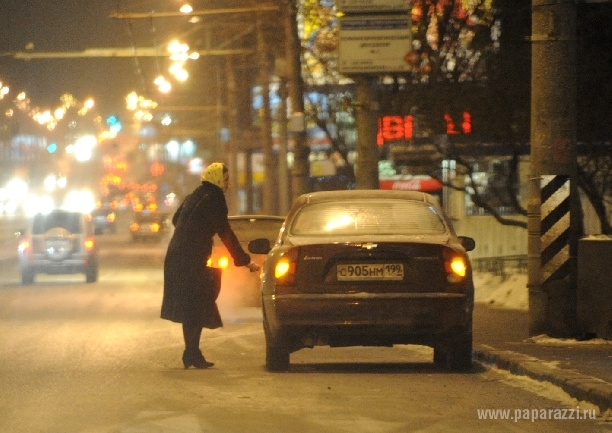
[{"xmin": 473, "ymin": 301, "xmax": 612, "ymax": 415}]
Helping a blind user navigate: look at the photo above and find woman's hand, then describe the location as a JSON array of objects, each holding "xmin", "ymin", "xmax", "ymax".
[{"xmin": 246, "ymin": 261, "xmax": 261, "ymax": 272}]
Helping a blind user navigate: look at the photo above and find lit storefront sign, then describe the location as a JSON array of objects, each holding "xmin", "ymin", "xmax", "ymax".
[{"xmin": 377, "ymin": 113, "xmax": 472, "ymax": 145}]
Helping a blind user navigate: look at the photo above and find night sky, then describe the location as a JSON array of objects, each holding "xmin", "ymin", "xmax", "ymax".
[{"xmin": 0, "ymin": 0, "xmax": 188, "ymax": 117}]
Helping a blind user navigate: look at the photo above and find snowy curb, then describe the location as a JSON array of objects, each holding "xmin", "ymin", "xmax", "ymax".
[{"xmin": 474, "ymin": 348, "xmax": 612, "ymax": 413}]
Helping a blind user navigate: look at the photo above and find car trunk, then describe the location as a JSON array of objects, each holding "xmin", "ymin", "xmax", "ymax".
[
  {"xmin": 33, "ymin": 230, "xmax": 78, "ymax": 259},
  {"xmin": 291, "ymin": 242, "xmax": 449, "ymax": 294}
]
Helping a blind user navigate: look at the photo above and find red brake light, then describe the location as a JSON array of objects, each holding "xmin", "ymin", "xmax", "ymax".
[
  {"xmin": 217, "ymin": 256, "xmax": 229, "ymax": 269},
  {"xmin": 18, "ymin": 238, "xmax": 31, "ymax": 253},
  {"xmin": 84, "ymin": 237, "xmax": 96, "ymax": 252},
  {"xmin": 443, "ymin": 248, "xmax": 467, "ymax": 282},
  {"xmin": 274, "ymin": 248, "xmax": 298, "ymax": 285},
  {"xmin": 129, "ymin": 222, "xmax": 139, "ymax": 232}
]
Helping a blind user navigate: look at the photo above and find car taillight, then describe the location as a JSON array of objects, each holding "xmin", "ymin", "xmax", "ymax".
[
  {"xmin": 217, "ymin": 256, "xmax": 229, "ymax": 269},
  {"xmin": 107, "ymin": 212, "xmax": 116, "ymax": 223},
  {"xmin": 274, "ymin": 248, "xmax": 298, "ymax": 285},
  {"xmin": 18, "ymin": 238, "xmax": 31, "ymax": 253},
  {"xmin": 84, "ymin": 237, "xmax": 96, "ymax": 252},
  {"xmin": 443, "ymin": 248, "xmax": 468, "ymax": 283},
  {"xmin": 150, "ymin": 223, "xmax": 160, "ymax": 232},
  {"xmin": 129, "ymin": 222, "xmax": 139, "ymax": 232}
]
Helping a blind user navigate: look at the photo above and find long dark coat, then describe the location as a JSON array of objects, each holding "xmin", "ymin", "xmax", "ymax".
[{"xmin": 161, "ymin": 181, "xmax": 251, "ymax": 328}]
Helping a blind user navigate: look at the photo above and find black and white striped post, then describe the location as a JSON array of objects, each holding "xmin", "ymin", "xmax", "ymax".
[
  {"xmin": 528, "ymin": 0, "xmax": 578, "ymax": 337},
  {"xmin": 540, "ymin": 175, "xmax": 571, "ymax": 284}
]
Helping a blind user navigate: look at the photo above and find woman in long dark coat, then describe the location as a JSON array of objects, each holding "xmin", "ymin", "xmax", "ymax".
[{"xmin": 161, "ymin": 162, "xmax": 260, "ymax": 369}]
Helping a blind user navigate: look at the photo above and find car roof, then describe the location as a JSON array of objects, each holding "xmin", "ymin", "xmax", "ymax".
[
  {"xmin": 134, "ymin": 212, "xmax": 166, "ymax": 219},
  {"xmin": 283, "ymin": 190, "xmax": 457, "ymax": 244},
  {"xmin": 228, "ymin": 214, "xmax": 285, "ymax": 221},
  {"xmin": 295, "ymin": 190, "xmax": 440, "ymax": 206},
  {"xmin": 36, "ymin": 209, "xmax": 84, "ymax": 218}
]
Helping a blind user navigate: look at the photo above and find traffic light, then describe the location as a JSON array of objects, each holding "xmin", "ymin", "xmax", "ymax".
[{"xmin": 106, "ymin": 115, "xmax": 122, "ymax": 134}]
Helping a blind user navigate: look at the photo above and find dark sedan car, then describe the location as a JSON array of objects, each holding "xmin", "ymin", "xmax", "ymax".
[
  {"xmin": 90, "ymin": 208, "xmax": 117, "ymax": 234},
  {"xmin": 209, "ymin": 215, "xmax": 285, "ymax": 308},
  {"xmin": 248, "ymin": 190, "xmax": 476, "ymax": 372},
  {"xmin": 129, "ymin": 212, "xmax": 170, "ymax": 242}
]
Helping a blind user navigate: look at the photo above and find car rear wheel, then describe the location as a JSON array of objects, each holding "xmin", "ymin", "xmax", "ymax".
[
  {"xmin": 21, "ymin": 268, "xmax": 35, "ymax": 285},
  {"xmin": 263, "ymin": 319, "xmax": 290, "ymax": 372},
  {"xmin": 447, "ymin": 333, "xmax": 473, "ymax": 371},
  {"xmin": 433, "ymin": 347, "xmax": 447, "ymax": 366},
  {"xmin": 85, "ymin": 265, "xmax": 98, "ymax": 283},
  {"xmin": 434, "ymin": 332, "xmax": 473, "ymax": 371}
]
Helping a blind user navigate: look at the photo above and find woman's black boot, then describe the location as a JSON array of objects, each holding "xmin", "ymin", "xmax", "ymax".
[
  {"xmin": 182, "ymin": 324, "xmax": 214, "ymax": 368},
  {"xmin": 182, "ymin": 349, "xmax": 214, "ymax": 369}
]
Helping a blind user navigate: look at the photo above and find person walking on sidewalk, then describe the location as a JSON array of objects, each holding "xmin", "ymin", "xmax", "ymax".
[{"xmin": 161, "ymin": 162, "xmax": 260, "ymax": 369}]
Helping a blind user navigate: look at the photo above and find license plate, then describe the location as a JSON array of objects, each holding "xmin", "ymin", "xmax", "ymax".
[{"xmin": 337, "ymin": 263, "xmax": 404, "ymax": 281}]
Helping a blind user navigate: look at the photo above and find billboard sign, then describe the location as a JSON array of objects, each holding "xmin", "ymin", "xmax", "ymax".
[
  {"xmin": 338, "ymin": 15, "xmax": 411, "ymax": 74},
  {"xmin": 336, "ymin": 0, "xmax": 410, "ymax": 13}
]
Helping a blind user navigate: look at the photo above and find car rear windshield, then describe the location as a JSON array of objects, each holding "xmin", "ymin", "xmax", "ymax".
[
  {"xmin": 289, "ymin": 199, "xmax": 447, "ymax": 236},
  {"xmin": 32, "ymin": 212, "xmax": 83, "ymax": 234},
  {"xmin": 229, "ymin": 218, "xmax": 284, "ymax": 243}
]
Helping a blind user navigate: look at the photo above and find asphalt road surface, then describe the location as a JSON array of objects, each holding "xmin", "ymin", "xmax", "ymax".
[{"xmin": 0, "ymin": 219, "xmax": 609, "ymax": 432}]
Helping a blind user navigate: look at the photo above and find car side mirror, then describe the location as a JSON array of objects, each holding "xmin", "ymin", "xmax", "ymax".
[
  {"xmin": 459, "ymin": 236, "xmax": 476, "ymax": 252},
  {"xmin": 248, "ymin": 238, "xmax": 271, "ymax": 255}
]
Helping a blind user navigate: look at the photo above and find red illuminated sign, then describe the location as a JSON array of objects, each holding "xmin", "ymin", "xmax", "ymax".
[
  {"xmin": 378, "ymin": 176, "xmax": 443, "ymax": 191},
  {"xmin": 377, "ymin": 112, "xmax": 472, "ymax": 145},
  {"xmin": 444, "ymin": 112, "xmax": 472, "ymax": 135}
]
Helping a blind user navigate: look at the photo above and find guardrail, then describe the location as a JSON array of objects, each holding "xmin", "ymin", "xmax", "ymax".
[{"xmin": 473, "ymin": 255, "xmax": 527, "ymax": 280}]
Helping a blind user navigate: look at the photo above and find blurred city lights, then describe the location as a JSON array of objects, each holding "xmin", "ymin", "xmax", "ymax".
[
  {"xmin": 161, "ymin": 114, "xmax": 172, "ymax": 126},
  {"xmin": 62, "ymin": 190, "xmax": 96, "ymax": 213},
  {"xmin": 154, "ymin": 75, "xmax": 172, "ymax": 93},
  {"xmin": 24, "ymin": 195, "xmax": 55, "ymax": 216},
  {"xmin": 126, "ymin": 91, "xmax": 158, "ymax": 122},
  {"xmin": 0, "ymin": 82, "xmax": 8, "ymax": 99},
  {"xmin": 70, "ymin": 135, "xmax": 97, "ymax": 162},
  {"xmin": 44, "ymin": 175, "xmax": 57, "ymax": 191},
  {"xmin": 1, "ymin": 86, "xmax": 95, "ymax": 131},
  {"xmin": 166, "ymin": 39, "xmax": 198, "ymax": 85},
  {"xmin": 169, "ymin": 63, "xmax": 189, "ymax": 81},
  {"xmin": 5, "ymin": 178, "xmax": 28, "ymax": 201}
]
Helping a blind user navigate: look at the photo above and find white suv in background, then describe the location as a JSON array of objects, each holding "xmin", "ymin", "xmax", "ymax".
[{"xmin": 17, "ymin": 210, "xmax": 99, "ymax": 284}]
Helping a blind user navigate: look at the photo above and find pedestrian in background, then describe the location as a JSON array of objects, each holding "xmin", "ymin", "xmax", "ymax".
[{"xmin": 161, "ymin": 162, "xmax": 260, "ymax": 369}]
